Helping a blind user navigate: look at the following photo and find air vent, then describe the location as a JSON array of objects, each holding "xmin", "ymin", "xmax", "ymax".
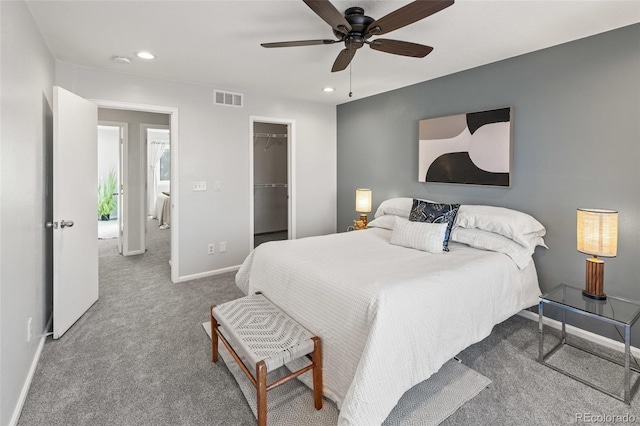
[{"xmin": 214, "ymin": 90, "xmax": 243, "ymax": 108}]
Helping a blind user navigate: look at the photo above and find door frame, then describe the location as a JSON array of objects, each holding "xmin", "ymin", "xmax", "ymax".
[
  {"xmin": 142, "ymin": 123, "xmax": 171, "ymax": 248},
  {"xmin": 249, "ymin": 116, "xmax": 296, "ymax": 250},
  {"xmin": 92, "ymin": 99, "xmax": 180, "ymax": 283},
  {"xmin": 98, "ymin": 120, "xmax": 128, "ymax": 254}
]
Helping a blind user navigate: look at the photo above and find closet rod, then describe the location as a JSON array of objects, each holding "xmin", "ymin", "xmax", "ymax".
[
  {"xmin": 254, "ymin": 132, "xmax": 287, "ymax": 138},
  {"xmin": 254, "ymin": 183, "xmax": 288, "ymax": 188}
]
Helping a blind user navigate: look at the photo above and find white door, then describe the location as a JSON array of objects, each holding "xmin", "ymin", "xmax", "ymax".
[{"xmin": 52, "ymin": 86, "xmax": 99, "ymax": 339}]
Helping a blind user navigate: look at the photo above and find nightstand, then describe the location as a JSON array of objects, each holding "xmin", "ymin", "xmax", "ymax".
[{"xmin": 538, "ymin": 283, "xmax": 640, "ymax": 404}]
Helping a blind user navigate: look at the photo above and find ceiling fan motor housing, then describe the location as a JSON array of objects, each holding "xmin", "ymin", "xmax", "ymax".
[{"xmin": 333, "ymin": 7, "xmax": 376, "ymax": 49}]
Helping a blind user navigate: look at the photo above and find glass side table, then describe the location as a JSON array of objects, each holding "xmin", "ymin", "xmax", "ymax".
[{"xmin": 538, "ymin": 283, "xmax": 640, "ymax": 404}]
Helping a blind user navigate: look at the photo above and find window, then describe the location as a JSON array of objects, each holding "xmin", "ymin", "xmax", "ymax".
[{"xmin": 159, "ymin": 148, "xmax": 170, "ymax": 181}]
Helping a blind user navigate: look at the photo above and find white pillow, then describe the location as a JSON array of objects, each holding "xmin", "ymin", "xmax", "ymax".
[
  {"xmin": 374, "ymin": 197, "xmax": 436, "ymax": 219},
  {"xmin": 451, "ymin": 227, "xmax": 546, "ymax": 269},
  {"xmin": 454, "ymin": 205, "xmax": 546, "ymax": 247},
  {"xmin": 390, "ymin": 217, "xmax": 447, "ymax": 253},
  {"xmin": 367, "ymin": 215, "xmax": 408, "ymax": 230}
]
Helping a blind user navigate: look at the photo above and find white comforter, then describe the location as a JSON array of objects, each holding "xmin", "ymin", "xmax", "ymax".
[
  {"xmin": 236, "ymin": 228, "xmax": 540, "ymax": 426},
  {"xmin": 155, "ymin": 193, "xmax": 170, "ymax": 227}
]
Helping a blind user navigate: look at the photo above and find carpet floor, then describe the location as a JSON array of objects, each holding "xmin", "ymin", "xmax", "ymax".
[{"xmin": 18, "ymin": 221, "xmax": 640, "ymax": 425}]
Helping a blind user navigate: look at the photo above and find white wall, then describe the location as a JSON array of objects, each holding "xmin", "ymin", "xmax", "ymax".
[
  {"xmin": 55, "ymin": 62, "xmax": 337, "ymax": 279},
  {"xmin": 0, "ymin": 1, "xmax": 55, "ymax": 424},
  {"xmin": 97, "ymin": 126, "xmax": 119, "ymax": 181}
]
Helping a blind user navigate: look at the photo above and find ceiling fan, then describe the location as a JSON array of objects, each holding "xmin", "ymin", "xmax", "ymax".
[{"xmin": 261, "ymin": 0, "xmax": 454, "ymax": 72}]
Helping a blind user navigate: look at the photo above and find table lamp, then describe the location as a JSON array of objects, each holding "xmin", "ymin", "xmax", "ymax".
[
  {"xmin": 577, "ymin": 208, "xmax": 618, "ymax": 300},
  {"xmin": 355, "ymin": 189, "xmax": 372, "ymax": 227}
]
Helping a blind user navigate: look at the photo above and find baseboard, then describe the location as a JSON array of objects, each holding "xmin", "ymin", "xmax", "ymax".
[
  {"xmin": 517, "ymin": 310, "xmax": 640, "ymax": 358},
  {"xmin": 123, "ymin": 249, "xmax": 145, "ymax": 256},
  {"xmin": 9, "ymin": 315, "xmax": 52, "ymax": 426},
  {"xmin": 177, "ymin": 265, "xmax": 241, "ymax": 283}
]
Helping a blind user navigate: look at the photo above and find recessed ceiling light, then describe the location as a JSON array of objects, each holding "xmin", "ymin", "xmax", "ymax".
[
  {"xmin": 136, "ymin": 51, "xmax": 155, "ymax": 60},
  {"xmin": 323, "ymin": 87, "xmax": 334, "ymax": 92},
  {"xmin": 111, "ymin": 55, "xmax": 131, "ymax": 64}
]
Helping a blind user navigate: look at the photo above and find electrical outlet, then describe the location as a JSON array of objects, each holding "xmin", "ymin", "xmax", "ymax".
[
  {"xmin": 219, "ymin": 241, "xmax": 227, "ymax": 253},
  {"xmin": 208, "ymin": 243, "xmax": 215, "ymax": 255},
  {"xmin": 214, "ymin": 180, "xmax": 222, "ymax": 191},
  {"xmin": 27, "ymin": 317, "xmax": 32, "ymax": 342},
  {"xmin": 193, "ymin": 181, "xmax": 207, "ymax": 191}
]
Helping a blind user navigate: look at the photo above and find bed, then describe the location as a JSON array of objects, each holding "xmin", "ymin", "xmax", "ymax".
[
  {"xmin": 236, "ymin": 198, "xmax": 546, "ymax": 426},
  {"xmin": 154, "ymin": 192, "xmax": 170, "ymax": 228}
]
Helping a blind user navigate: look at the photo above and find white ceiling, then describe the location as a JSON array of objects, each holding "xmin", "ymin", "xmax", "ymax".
[{"xmin": 26, "ymin": 0, "xmax": 640, "ymax": 106}]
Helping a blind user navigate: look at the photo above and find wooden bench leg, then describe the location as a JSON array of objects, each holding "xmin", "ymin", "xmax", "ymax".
[
  {"xmin": 257, "ymin": 361, "xmax": 267, "ymax": 426},
  {"xmin": 311, "ymin": 336, "xmax": 323, "ymax": 410},
  {"xmin": 210, "ymin": 305, "xmax": 219, "ymax": 363}
]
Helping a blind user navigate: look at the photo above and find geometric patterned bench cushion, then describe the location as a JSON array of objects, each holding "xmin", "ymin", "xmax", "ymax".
[{"xmin": 212, "ymin": 294, "xmax": 315, "ymax": 372}]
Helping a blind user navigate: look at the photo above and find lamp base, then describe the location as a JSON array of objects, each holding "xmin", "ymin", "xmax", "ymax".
[
  {"xmin": 353, "ymin": 214, "xmax": 368, "ymax": 230},
  {"xmin": 582, "ymin": 290, "xmax": 607, "ymax": 301},
  {"xmin": 583, "ymin": 257, "xmax": 606, "ymax": 300}
]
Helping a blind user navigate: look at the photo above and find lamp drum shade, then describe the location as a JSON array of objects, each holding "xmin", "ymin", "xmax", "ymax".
[
  {"xmin": 355, "ymin": 189, "xmax": 372, "ymax": 213},
  {"xmin": 577, "ymin": 208, "xmax": 618, "ymax": 257}
]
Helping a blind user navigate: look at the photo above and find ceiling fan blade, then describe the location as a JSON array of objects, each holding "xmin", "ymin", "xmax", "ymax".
[
  {"xmin": 366, "ymin": 0, "xmax": 454, "ymax": 36},
  {"xmin": 261, "ymin": 39, "xmax": 338, "ymax": 48},
  {"xmin": 331, "ymin": 48, "xmax": 356, "ymax": 72},
  {"xmin": 369, "ymin": 39, "xmax": 433, "ymax": 58},
  {"xmin": 303, "ymin": 0, "xmax": 352, "ymax": 34}
]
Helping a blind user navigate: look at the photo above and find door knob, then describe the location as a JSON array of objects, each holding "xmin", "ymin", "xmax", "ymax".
[
  {"xmin": 45, "ymin": 221, "xmax": 58, "ymax": 229},
  {"xmin": 60, "ymin": 220, "xmax": 74, "ymax": 228}
]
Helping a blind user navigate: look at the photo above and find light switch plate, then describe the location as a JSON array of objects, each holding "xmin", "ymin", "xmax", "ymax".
[{"xmin": 193, "ymin": 181, "xmax": 207, "ymax": 191}]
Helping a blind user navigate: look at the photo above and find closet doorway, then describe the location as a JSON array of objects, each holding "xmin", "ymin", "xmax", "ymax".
[{"xmin": 249, "ymin": 117, "xmax": 296, "ymax": 249}]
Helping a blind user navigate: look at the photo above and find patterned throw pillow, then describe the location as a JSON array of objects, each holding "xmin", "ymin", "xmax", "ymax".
[{"xmin": 409, "ymin": 199, "xmax": 460, "ymax": 251}]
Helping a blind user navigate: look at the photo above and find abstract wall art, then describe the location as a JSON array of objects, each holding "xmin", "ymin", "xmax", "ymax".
[{"xmin": 418, "ymin": 107, "xmax": 512, "ymax": 186}]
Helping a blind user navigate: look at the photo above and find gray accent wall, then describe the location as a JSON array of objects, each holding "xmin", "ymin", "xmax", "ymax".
[{"xmin": 337, "ymin": 25, "xmax": 640, "ymax": 341}]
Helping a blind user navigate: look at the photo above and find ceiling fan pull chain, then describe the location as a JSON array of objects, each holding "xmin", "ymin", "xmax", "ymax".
[{"xmin": 349, "ymin": 62, "xmax": 353, "ymax": 98}]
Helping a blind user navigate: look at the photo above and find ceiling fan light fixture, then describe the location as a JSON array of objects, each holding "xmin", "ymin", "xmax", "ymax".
[{"xmin": 136, "ymin": 51, "xmax": 156, "ymax": 60}]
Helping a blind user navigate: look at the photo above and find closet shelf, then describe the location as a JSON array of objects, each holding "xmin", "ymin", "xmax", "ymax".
[{"xmin": 254, "ymin": 183, "xmax": 288, "ymax": 188}]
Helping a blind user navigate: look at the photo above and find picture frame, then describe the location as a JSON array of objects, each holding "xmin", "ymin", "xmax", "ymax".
[{"xmin": 418, "ymin": 107, "xmax": 513, "ymax": 187}]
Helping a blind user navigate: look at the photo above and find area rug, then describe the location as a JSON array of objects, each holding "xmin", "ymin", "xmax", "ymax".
[{"xmin": 202, "ymin": 322, "xmax": 490, "ymax": 425}]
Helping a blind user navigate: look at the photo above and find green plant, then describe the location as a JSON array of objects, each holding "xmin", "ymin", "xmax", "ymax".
[{"xmin": 98, "ymin": 168, "xmax": 118, "ymax": 219}]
